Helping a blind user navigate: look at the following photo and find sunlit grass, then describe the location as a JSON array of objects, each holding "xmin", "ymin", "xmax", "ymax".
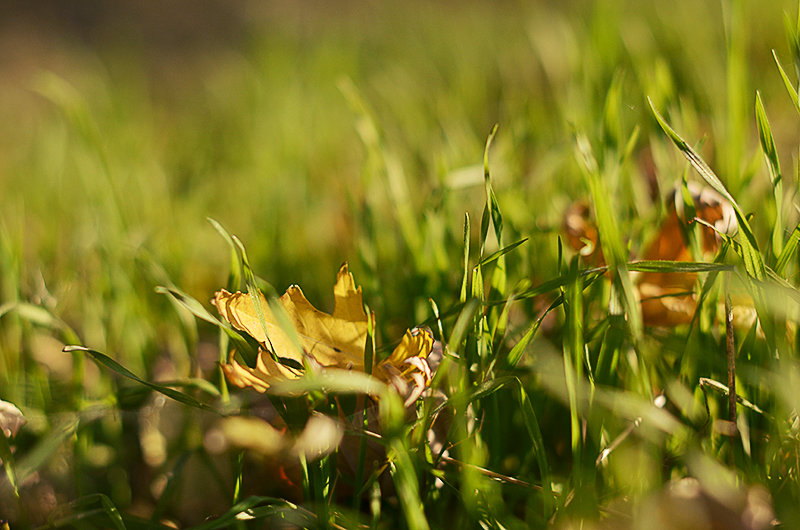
[{"xmin": 2, "ymin": 0, "xmax": 800, "ymax": 528}]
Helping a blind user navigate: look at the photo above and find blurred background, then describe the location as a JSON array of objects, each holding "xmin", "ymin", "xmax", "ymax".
[
  {"xmin": 1, "ymin": 0, "xmax": 794, "ymax": 303},
  {"xmin": 1, "ymin": 0, "xmax": 799, "ymax": 526}
]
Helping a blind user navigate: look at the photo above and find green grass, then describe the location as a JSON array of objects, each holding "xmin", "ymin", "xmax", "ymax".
[{"xmin": 2, "ymin": 0, "xmax": 800, "ymax": 527}]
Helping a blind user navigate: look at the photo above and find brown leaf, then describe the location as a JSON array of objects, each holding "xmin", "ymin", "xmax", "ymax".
[{"xmin": 639, "ymin": 183, "xmax": 737, "ymax": 327}]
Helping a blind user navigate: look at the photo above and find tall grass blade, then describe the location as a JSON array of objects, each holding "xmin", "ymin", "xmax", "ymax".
[
  {"xmin": 482, "ymin": 125, "xmax": 507, "ymax": 299},
  {"xmin": 563, "ymin": 259, "xmax": 584, "ymax": 482},
  {"xmin": 515, "ymin": 380, "xmax": 554, "ymax": 514},
  {"xmin": 0, "ymin": 433, "xmax": 19, "ymax": 497},
  {"xmin": 575, "ymin": 133, "xmax": 643, "ymax": 341},
  {"xmin": 648, "ymin": 98, "xmax": 766, "ymax": 280},
  {"xmin": 507, "ymin": 296, "xmax": 562, "ymax": 368},
  {"xmin": 233, "ymin": 235, "xmax": 306, "ymax": 362},
  {"xmin": 389, "ymin": 439, "xmax": 430, "ymax": 530},
  {"xmin": 51, "ymin": 494, "xmax": 127, "ymax": 530},
  {"xmin": 476, "ymin": 238, "xmax": 528, "ymax": 268},
  {"xmin": 460, "ymin": 213, "xmax": 470, "ymax": 303},
  {"xmin": 208, "ymin": 217, "xmax": 244, "ymax": 290},
  {"xmin": 154, "ymin": 286, "xmax": 258, "ymax": 367},
  {"xmin": 627, "ymin": 260, "xmax": 732, "ymax": 273},
  {"xmin": 64, "ymin": 346, "xmax": 220, "ymax": 414},
  {"xmin": 774, "ymin": 223, "xmax": 800, "ymax": 276},
  {"xmin": 772, "ymin": 50, "xmax": 800, "ymax": 114},
  {"xmin": 755, "ymin": 91, "xmax": 784, "ymax": 258}
]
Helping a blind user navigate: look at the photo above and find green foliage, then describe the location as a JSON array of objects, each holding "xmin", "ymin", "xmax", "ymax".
[{"xmin": 3, "ymin": 1, "xmax": 800, "ymax": 528}]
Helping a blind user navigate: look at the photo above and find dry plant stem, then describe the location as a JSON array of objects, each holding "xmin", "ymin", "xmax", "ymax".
[{"xmin": 725, "ymin": 276, "xmax": 736, "ymax": 431}]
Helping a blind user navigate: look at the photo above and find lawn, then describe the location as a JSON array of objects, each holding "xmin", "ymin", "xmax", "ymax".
[{"xmin": 1, "ymin": 1, "xmax": 800, "ymax": 527}]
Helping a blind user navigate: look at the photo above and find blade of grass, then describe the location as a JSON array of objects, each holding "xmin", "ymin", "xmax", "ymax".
[
  {"xmin": 755, "ymin": 91, "xmax": 784, "ymax": 259},
  {"xmin": 514, "ymin": 379, "xmax": 554, "ymax": 515},
  {"xmin": 772, "ymin": 50, "xmax": 800, "ymax": 114},
  {"xmin": 231, "ymin": 235, "xmax": 309, "ymax": 367},
  {"xmin": 627, "ymin": 260, "xmax": 733, "ymax": 273},
  {"xmin": 388, "ymin": 438, "xmax": 430, "ymax": 530},
  {"xmin": 155, "ymin": 286, "xmax": 256, "ymax": 350},
  {"xmin": 208, "ymin": 217, "xmax": 244, "ymax": 291},
  {"xmin": 460, "ymin": 213, "xmax": 470, "ymax": 303},
  {"xmin": 479, "ymin": 124, "xmax": 500, "ymax": 259},
  {"xmin": 648, "ymin": 98, "xmax": 766, "ymax": 280},
  {"xmin": 64, "ymin": 346, "xmax": 221, "ymax": 414},
  {"xmin": 562, "ymin": 258, "xmax": 584, "ymax": 484},
  {"xmin": 507, "ymin": 295, "xmax": 562, "ymax": 368},
  {"xmin": 339, "ymin": 77, "xmax": 424, "ymax": 265},
  {"xmin": 575, "ymin": 132, "xmax": 643, "ymax": 342},
  {"xmin": 16, "ymin": 414, "xmax": 81, "ymax": 483},
  {"xmin": 50, "ymin": 494, "xmax": 127, "ymax": 530},
  {"xmin": 481, "ymin": 124, "xmax": 507, "ymax": 299},
  {"xmin": 269, "ymin": 368, "xmax": 387, "ymax": 397},
  {"xmin": 516, "ymin": 268, "xmax": 606, "ymax": 301},
  {"xmin": 698, "ymin": 378, "xmax": 769, "ymax": 417},
  {"xmin": 774, "ymin": 223, "xmax": 800, "ymax": 276},
  {"xmin": 476, "ymin": 238, "xmax": 528, "ymax": 268},
  {"xmin": 189, "ymin": 496, "xmax": 308, "ymax": 530},
  {"xmin": 0, "ymin": 433, "xmax": 19, "ymax": 497}
]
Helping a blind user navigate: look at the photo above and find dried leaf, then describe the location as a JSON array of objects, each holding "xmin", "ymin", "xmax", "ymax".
[
  {"xmin": 374, "ymin": 327, "xmax": 436, "ymax": 407},
  {"xmin": 563, "ymin": 183, "xmax": 739, "ymax": 327},
  {"xmin": 214, "ymin": 262, "xmax": 440, "ymax": 407},
  {"xmin": 214, "ymin": 263, "xmax": 368, "ymax": 390},
  {"xmin": 563, "ymin": 200, "xmax": 604, "ymax": 265},
  {"xmin": 0, "ymin": 400, "xmax": 25, "ymax": 439},
  {"xmin": 639, "ymin": 183, "xmax": 737, "ymax": 326}
]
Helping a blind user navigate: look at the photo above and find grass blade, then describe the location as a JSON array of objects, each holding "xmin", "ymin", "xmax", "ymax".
[
  {"xmin": 460, "ymin": 213, "xmax": 470, "ymax": 303},
  {"xmin": 507, "ymin": 296, "xmax": 562, "ymax": 368},
  {"xmin": 389, "ymin": 438, "xmax": 430, "ymax": 530},
  {"xmin": 627, "ymin": 260, "xmax": 732, "ymax": 273},
  {"xmin": 16, "ymin": 414, "xmax": 81, "ymax": 483},
  {"xmin": 189, "ymin": 496, "xmax": 306, "ymax": 530},
  {"xmin": 755, "ymin": 91, "xmax": 784, "ymax": 259},
  {"xmin": 563, "ymin": 259, "xmax": 584, "ymax": 482},
  {"xmin": 648, "ymin": 98, "xmax": 766, "ymax": 280},
  {"xmin": 64, "ymin": 346, "xmax": 221, "ymax": 414},
  {"xmin": 772, "ymin": 49, "xmax": 800, "ymax": 114},
  {"xmin": 208, "ymin": 217, "xmax": 244, "ymax": 290},
  {"xmin": 155, "ymin": 286, "xmax": 258, "ymax": 367},
  {"xmin": 575, "ymin": 133, "xmax": 643, "ymax": 341},
  {"xmin": 51, "ymin": 494, "xmax": 127, "ymax": 530},
  {"xmin": 476, "ymin": 237, "xmax": 528, "ymax": 268},
  {"xmin": 775, "ymin": 223, "xmax": 800, "ymax": 276},
  {"xmin": 515, "ymin": 380, "xmax": 553, "ymax": 515},
  {"xmin": 0, "ymin": 433, "xmax": 19, "ymax": 497}
]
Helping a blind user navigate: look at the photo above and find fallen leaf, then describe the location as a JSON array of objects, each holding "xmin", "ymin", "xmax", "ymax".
[
  {"xmin": 639, "ymin": 183, "xmax": 737, "ymax": 326},
  {"xmin": 374, "ymin": 327, "xmax": 436, "ymax": 407},
  {"xmin": 0, "ymin": 400, "xmax": 25, "ymax": 438},
  {"xmin": 214, "ymin": 262, "xmax": 439, "ymax": 410},
  {"xmin": 563, "ymin": 200, "xmax": 604, "ymax": 265},
  {"xmin": 563, "ymin": 182, "xmax": 739, "ymax": 327},
  {"xmin": 214, "ymin": 263, "xmax": 368, "ymax": 390}
]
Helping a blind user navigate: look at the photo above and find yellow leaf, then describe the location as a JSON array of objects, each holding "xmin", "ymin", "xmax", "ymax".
[
  {"xmin": 214, "ymin": 263, "xmax": 368, "ymax": 390},
  {"xmin": 375, "ymin": 327, "xmax": 436, "ymax": 407}
]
